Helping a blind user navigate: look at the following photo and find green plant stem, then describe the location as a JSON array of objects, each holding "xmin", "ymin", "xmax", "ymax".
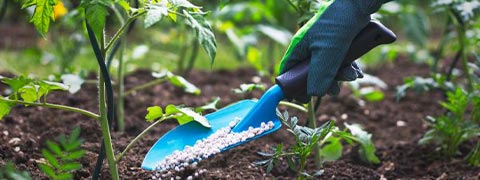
[
  {"xmin": 116, "ymin": 115, "xmax": 174, "ymax": 162},
  {"xmin": 98, "ymin": 75, "xmax": 119, "ymax": 180},
  {"xmin": 105, "ymin": 13, "xmax": 143, "ymax": 52},
  {"xmin": 124, "ymin": 78, "xmax": 166, "ymax": 96},
  {"xmin": 279, "ymin": 101, "xmax": 308, "ymax": 113},
  {"xmin": 117, "ymin": 39, "xmax": 126, "ymax": 132},
  {"xmin": 184, "ymin": 38, "xmax": 200, "ymax": 76},
  {"xmin": 307, "ymin": 99, "xmax": 322, "ymax": 168},
  {"xmin": 467, "ymin": 141, "xmax": 480, "ymax": 166},
  {"xmin": 115, "ymin": 8, "xmax": 127, "ymax": 132},
  {"xmin": 457, "ymin": 26, "xmax": 473, "ymax": 91},
  {"xmin": 0, "ymin": 98, "xmax": 99, "ymax": 120}
]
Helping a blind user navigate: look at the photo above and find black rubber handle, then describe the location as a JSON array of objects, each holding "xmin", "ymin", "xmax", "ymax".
[{"xmin": 275, "ymin": 21, "xmax": 397, "ymax": 101}]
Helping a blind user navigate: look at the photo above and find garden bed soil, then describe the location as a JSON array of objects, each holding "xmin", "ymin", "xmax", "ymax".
[{"xmin": 1, "ymin": 59, "xmax": 479, "ymax": 179}]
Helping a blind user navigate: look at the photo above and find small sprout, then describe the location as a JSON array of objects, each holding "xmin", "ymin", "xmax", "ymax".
[{"xmin": 232, "ymin": 83, "xmax": 265, "ymax": 96}]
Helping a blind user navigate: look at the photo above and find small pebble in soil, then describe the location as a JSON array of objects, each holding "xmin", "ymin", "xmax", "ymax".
[
  {"xmin": 152, "ymin": 119, "xmax": 274, "ymax": 178},
  {"xmin": 396, "ymin": 120, "xmax": 406, "ymax": 127}
]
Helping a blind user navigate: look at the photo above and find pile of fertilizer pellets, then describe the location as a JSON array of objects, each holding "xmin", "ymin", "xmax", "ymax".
[{"xmin": 152, "ymin": 118, "xmax": 275, "ymax": 177}]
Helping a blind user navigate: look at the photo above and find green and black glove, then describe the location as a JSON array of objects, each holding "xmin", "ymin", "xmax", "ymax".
[{"xmin": 279, "ymin": 0, "xmax": 392, "ymax": 103}]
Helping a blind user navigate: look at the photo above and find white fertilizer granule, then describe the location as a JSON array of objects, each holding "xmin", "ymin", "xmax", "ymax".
[{"xmin": 153, "ymin": 118, "xmax": 275, "ymax": 176}]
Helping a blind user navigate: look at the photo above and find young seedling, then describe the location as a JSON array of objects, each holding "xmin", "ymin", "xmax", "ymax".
[
  {"xmin": 0, "ymin": 161, "xmax": 31, "ymax": 180},
  {"xmin": 419, "ymin": 87, "xmax": 480, "ymax": 165},
  {"xmin": 255, "ymin": 109, "xmax": 379, "ymax": 179},
  {"xmin": 38, "ymin": 127, "xmax": 85, "ymax": 180}
]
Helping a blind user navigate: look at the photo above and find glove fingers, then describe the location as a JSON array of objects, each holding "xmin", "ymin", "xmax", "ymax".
[
  {"xmin": 327, "ymin": 82, "xmax": 341, "ymax": 96},
  {"xmin": 351, "ymin": 62, "xmax": 364, "ymax": 78},
  {"xmin": 336, "ymin": 62, "xmax": 364, "ymax": 81}
]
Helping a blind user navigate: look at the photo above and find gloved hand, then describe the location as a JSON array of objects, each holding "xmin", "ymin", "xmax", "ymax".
[{"xmin": 279, "ymin": 0, "xmax": 392, "ymax": 102}]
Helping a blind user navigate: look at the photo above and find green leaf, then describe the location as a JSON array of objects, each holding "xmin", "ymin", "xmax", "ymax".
[
  {"xmin": 38, "ymin": 164, "xmax": 56, "ymax": 179},
  {"xmin": 22, "ymin": 0, "xmax": 57, "ymax": 37},
  {"xmin": 1, "ymin": 76, "xmax": 32, "ymax": 93},
  {"xmin": 168, "ymin": 75, "xmax": 201, "ymax": 95},
  {"xmin": 195, "ymin": 97, "xmax": 220, "ymax": 112},
  {"xmin": 176, "ymin": 107, "xmax": 210, "ymax": 127},
  {"xmin": 232, "ymin": 83, "xmax": 265, "ymax": 94},
  {"xmin": 46, "ymin": 140, "xmax": 62, "ymax": 156},
  {"xmin": 360, "ymin": 88, "xmax": 385, "ymax": 102},
  {"xmin": 56, "ymin": 173, "xmax": 73, "ymax": 180},
  {"xmin": 57, "ymin": 162, "xmax": 81, "ymax": 171},
  {"xmin": 64, "ymin": 150, "xmax": 85, "ymax": 161},
  {"xmin": 19, "ymin": 85, "xmax": 39, "ymax": 103},
  {"xmin": 165, "ymin": 105, "xmax": 211, "ymax": 128},
  {"xmin": 144, "ymin": 1, "xmax": 168, "ymax": 28},
  {"xmin": 68, "ymin": 127, "xmax": 81, "ymax": 145},
  {"xmin": 320, "ymin": 137, "xmax": 343, "ymax": 162},
  {"xmin": 85, "ymin": 2, "xmax": 109, "ymax": 40},
  {"xmin": 117, "ymin": 0, "xmax": 130, "ymax": 12},
  {"xmin": 183, "ymin": 10, "xmax": 217, "ymax": 63},
  {"xmin": 344, "ymin": 123, "xmax": 380, "ymax": 164},
  {"xmin": 1, "ymin": 161, "xmax": 31, "ymax": 180},
  {"xmin": 0, "ymin": 100, "xmax": 13, "ymax": 120},
  {"xmin": 145, "ymin": 106, "xmax": 163, "ymax": 122},
  {"xmin": 38, "ymin": 80, "xmax": 68, "ymax": 96},
  {"xmin": 41, "ymin": 149, "xmax": 60, "ymax": 168},
  {"xmin": 170, "ymin": 0, "xmax": 199, "ymax": 8}
]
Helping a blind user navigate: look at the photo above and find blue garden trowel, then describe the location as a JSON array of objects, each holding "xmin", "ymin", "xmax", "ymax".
[{"xmin": 141, "ymin": 21, "xmax": 396, "ymax": 170}]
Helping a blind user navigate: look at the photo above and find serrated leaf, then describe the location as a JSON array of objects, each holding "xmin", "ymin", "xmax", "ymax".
[
  {"xmin": 320, "ymin": 137, "xmax": 342, "ymax": 162},
  {"xmin": 38, "ymin": 164, "xmax": 56, "ymax": 179},
  {"xmin": 22, "ymin": 0, "xmax": 57, "ymax": 37},
  {"xmin": 344, "ymin": 123, "xmax": 380, "ymax": 164},
  {"xmin": 145, "ymin": 106, "xmax": 164, "ymax": 122},
  {"xmin": 144, "ymin": 1, "xmax": 168, "ymax": 28},
  {"xmin": 0, "ymin": 99, "xmax": 13, "ymax": 120},
  {"xmin": 183, "ymin": 10, "xmax": 216, "ymax": 63},
  {"xmin": 85, "ymin": 3, "xmax": 109, "ymax": 40}
]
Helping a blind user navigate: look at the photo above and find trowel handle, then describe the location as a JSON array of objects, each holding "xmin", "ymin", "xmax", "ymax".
[{"xmin": 275, "ymin": 21, "xmax": 397, "ymax": 101}]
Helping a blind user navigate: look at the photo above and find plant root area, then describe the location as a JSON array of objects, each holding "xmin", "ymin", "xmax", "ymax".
[{"xmin": 1, "ymin": 60, "xmax": 479, "ymax": 179}]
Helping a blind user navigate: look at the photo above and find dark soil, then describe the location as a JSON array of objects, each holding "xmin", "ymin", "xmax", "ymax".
[{"xmin": 1, "ymin": 59, "xmax": 479, "ymax": 179}]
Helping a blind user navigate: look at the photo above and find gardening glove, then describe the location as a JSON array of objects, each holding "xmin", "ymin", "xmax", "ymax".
[{"xmin": 279, "ymin": 0, "xmax": 392, "ymax": 103}]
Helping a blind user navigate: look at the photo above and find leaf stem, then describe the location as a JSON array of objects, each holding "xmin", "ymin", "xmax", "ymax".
[
  {"xmin": 279, "ymin": 101, "xmax": 308, "ymax": 113},
  {"xmin": 116, "ymin": 115, "xmax": 175, "ymax": 162},
  {"xmin": 105, "ymin": 12, "xmax": 144, "ymax": 52},
  {"xmin": 307, "ymin": 99, "xmax": 322, "ymax": 168},
  {"xmin": 99, "ymin": 75, "xmax": 119, "ymax": 180},
  {"xmin": 124, "ymin": 78, "xmax": 166, "ymax": 96},
  {"xmin": 0, "ymin": 98, "xmax": 100, "ymax": 120}
]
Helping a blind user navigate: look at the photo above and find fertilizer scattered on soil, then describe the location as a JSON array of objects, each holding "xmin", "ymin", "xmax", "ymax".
[{"xmin": 153, "ymin": 118, "xmax": 275, "ymax": 176}]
